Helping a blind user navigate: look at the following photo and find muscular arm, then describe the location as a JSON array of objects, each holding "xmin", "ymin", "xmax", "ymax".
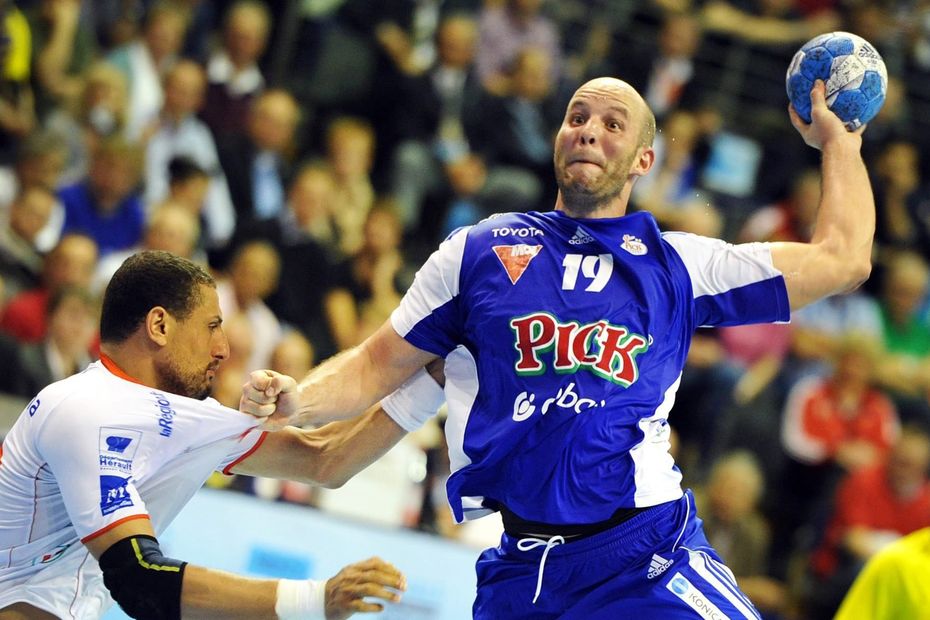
[
  {"xmin": 84, "ymin": 518, "xmax": 404, "ymax": 619},
  {"xmin": 769, "ymin": 83, "xmax": 874, "ymax": 310},
  {"xmin": 249, "ymin": 321, "xmax": 437, "ymax": 429},
  {"xmin": 85, "ymin": 519, "xmax": 281, "ymax": 619},
  {"xmin": 231, "ymin": 405, "xmax": 410, "ymax": 488}
]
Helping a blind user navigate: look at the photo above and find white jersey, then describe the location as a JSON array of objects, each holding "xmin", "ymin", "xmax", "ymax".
[{"xmin": 0, "ymin": 358, "xmax": 265, "ymax": 618}]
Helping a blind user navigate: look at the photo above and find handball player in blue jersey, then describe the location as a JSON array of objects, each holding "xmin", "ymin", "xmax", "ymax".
[{"xmin": 243, "ymin": 77, "xmax": 875, "ymax": 619}]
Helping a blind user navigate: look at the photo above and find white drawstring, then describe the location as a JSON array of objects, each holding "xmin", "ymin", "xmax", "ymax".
[{"xmin": 516, "ymin": 535, "xmax": 565, "ymax": 604}]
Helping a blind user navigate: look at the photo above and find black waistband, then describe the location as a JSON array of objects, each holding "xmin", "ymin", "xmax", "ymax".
[{"xmin": 500, "ymin": 504, "xmax": 652, "ymax": 541}]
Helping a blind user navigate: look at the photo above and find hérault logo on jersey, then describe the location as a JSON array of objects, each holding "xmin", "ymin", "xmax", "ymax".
[
  {"xmin": 98, "ymin": 427, "xmax": 142, "ymax": 474},
  {"xmin": 99, "ymin": 475, "xmax": 134, "ymax": 515},
  {"xmin": 493, "ymin": 244, "xmax": 542, "ymax": 285},
  {"xmin": 510, "ymin": 312, "xmax": 649, "ymax": 386}
]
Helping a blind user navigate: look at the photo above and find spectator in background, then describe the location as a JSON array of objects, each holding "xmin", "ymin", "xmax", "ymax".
[
  {"xmin": 475, "ymin": 0, "xmax": 563, "ymax": 96},
  {"xmin": 697, "ymin": 451, "xmax": 787, "ymax": 617},
  {"xmin": 45, "ymin": 60, "xmax": 128, "ymax": 187},
  {"xmin": 610, "ymin": 9, "xmax": 704, "ymax": 121},
  {"xmin": 201, "ymin": 0, "xmax": 269, "ymax": 136},
  {"xmin": 265, "ymin": 164, "xmax": 340, "ymax": 361},
  {"xmin": 0, "ymin": 3, "xmax": 36, "ymax": 165},
  {"xmin": 787, "ymin": 288, "xmax": 884, "ymax": 385},
  {"xmin": 781, "ymin": 334, "xmax": 899, "ymax": 481},
  {"xmin": 807, "ymin": 425, "xmax": 930, "ymax": 619},
  {"xmin": 699, "ymin": 0, "xmax": 838, "ymax": 47},
  {"xmin": 467, "ymin": 46, "xmax": 564, "ymax": 205},
  {"xmin": 216, "ymin": 239, "xmax": 283, "ymax": 373},
  {"xmin": 217, "ymin": 88, "xmax": 301, "ymax": 241},
  {"xmin": 325, "ymin": 115, "xmax": 376, "ymax": 256},
  {"xmin": 0, "ymin": 232, "xmax": 97, "ymax": 343},
  {"xmin": 388, "ymin": 13, "xmax": 542, "ymax": 242},
  {"xmin": 0, "ymin": 185, "xmax": 56, "ymax": 299},
  {"xmin": 107, "ymin": 1, "xmax": 189, "ymax": 139},
  {"xmin": 281, "ymin": 163, "xmax": 338, "ymax": 253},
  {"xmin": 871, "ymin": 141, "xmax": 930, "ymax": 262},
  {"xmin": 870, "ymin": 251, "xmax": 930, "ymax": 427},
  {"xmin": 91, "ymin": 202, "xmax": 201, "ymax": 295},
  {"xmin": 25, "ymin": 0, "xmax": 97, "ymax": 118},
  {"xmin": 738, "ymin": 167, "xmax": 820, "ymax": 244},
  {"xmin": 59, "ymin": 136, "xmax": 145, "ymax": 256},
  {"xmin": 15, "ymin": 284, "xmax": 98, "ymax": 397},
  {"xmin": 387, "ymin": 13, "xmax": 486, "ymax": 227},
  {"xmin": 165, "ymin": 155, "xmax": 213, "ymax": 247},
  {"xmin": 325, "ymin": 201, "xmax": 404, "ymax": 352},
  {"xmin": 144, "ymin": 60, "xmax": 236, "ymax": 249},
  {"xmin": 270, "ymin": 329, "xmax": 315, "ymax": 380}
]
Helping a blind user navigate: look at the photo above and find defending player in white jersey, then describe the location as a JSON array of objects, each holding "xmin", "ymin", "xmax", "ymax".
[
  {"xmin": 242, "ymin": 77, "xmax": 875, "ymax": 618},
  {"xmin": 0, "ymin": 251, "xmax": 428, "ymax": 620}
]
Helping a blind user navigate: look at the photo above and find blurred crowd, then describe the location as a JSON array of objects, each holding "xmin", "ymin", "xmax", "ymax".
[{"xmin": 1, "ymin": 0, "xmax": 930, "ymax": 618}]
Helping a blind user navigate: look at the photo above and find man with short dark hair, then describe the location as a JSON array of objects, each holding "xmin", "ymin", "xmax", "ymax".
[{"xmin": 0, "ymin": 250, "xmax": 409, "ymax": 619}]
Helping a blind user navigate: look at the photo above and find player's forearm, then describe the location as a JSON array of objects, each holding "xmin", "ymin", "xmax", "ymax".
[
  {"xmin": 811, "ymin": 135, "xmax": 874, "ymax": 288},
  {"xmin": 293, "ymin": 322, "xmax": 434, "ymax": 427},
  {"xmin": 181, "ymin": 566, "xmax": 279, "ymax": 619}
]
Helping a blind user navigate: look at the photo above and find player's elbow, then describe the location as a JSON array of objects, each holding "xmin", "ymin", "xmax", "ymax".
[{"xmin": 839, "ymin": 257, "xmax": 872, "ymax": 293}]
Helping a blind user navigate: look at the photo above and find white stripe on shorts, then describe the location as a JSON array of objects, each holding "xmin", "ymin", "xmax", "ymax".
[{"xmin": 686, "ymin": 550, "xmax": 760, "ymax": 619}]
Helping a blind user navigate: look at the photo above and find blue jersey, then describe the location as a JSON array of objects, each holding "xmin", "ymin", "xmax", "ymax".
[{"xmin": 391, "ymin": 210, "xmax": 789, "ymax": 524}]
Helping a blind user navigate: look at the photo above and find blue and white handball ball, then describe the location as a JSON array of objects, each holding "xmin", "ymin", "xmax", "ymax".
[{"xmin": 786, "ymin": 31, "xmax": 887, "ymax": 130}]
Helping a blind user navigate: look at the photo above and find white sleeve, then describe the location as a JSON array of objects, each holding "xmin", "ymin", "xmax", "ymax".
[
  {"xmin": 381, "ymin": 367, "xmax": 446, "ymax": 432},
  {"xmin": 35, "ymin": 401, "xmax": 149, "ymax": 541}
]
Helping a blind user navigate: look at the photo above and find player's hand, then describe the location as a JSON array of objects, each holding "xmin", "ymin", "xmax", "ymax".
[
  {"xmin": 239, "ymin": 370, "xmax": 300, "ymax": 431},
  {"xmin": 789, "ymin": 80, "xmax": 864, "ymax": 151},
  {"xmin": 324, "ymin": 557, "xmax": 406, "ymax": 619}
]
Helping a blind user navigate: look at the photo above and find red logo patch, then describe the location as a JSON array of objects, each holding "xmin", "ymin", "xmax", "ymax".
[{"xmin": 493, "ymin": 244, "xmax": 542, "ymax": 284}]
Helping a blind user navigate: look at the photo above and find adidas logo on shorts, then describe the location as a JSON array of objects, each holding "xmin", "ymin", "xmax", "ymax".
[
  {"xmin": 568, "ymin": 226, "xmax": 595, "ymax": 245},
  {"xmin": 647, "ymin": 553, "xmax": 674, "ymax": 579}
]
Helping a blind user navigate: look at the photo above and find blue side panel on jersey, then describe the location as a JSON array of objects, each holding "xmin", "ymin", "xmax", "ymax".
[
  {"xmin": 403, "ymin": 297, "xmax": 464, "ymax": 357},
  {"xmin": 693, "ymin": 277, "xmax": 790, "ymax": 328}
]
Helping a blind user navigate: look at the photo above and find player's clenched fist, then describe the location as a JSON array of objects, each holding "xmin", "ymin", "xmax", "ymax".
[
  {"xmin": 239, "ymin": 369, "xmax": 300, "ymax": 430},
  {"xmin": 325, "ymin": 557, "xmax": 407, "ymax": 619}
]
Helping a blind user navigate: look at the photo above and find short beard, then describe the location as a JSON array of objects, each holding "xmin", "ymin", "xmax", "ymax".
[
  {"xmin": 554, "ymin": 151, "xmax": 636, "ymax": 216},
  {"xmin": 155, "ymin": 356, "xmax": 210, "ymax": 400},
  {"xmin": 557, "ymin": 179, "xmax": 623, "ymax": 215}
]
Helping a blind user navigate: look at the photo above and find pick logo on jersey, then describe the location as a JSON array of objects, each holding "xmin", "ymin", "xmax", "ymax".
[
  {"xmin": 99, "ymin": 475, "xmax": 134, "ymax": 515},
  {"xmin": 493, "ymin": 244, "xmax": 542, "ymax": 285},
  {"xmin": 510, "ymin": 312, "xmax": 649, "ymax": 386}
]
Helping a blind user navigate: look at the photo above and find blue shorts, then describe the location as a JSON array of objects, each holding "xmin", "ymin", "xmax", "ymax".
[{"xmin": 473, "ymin": 490, "xmax": 761, "ymax": 619}]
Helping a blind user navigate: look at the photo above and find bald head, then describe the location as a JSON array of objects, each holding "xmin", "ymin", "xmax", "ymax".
[{"xmin": 573, "ymin": 78, "xmax": 656, "ymax": 148}]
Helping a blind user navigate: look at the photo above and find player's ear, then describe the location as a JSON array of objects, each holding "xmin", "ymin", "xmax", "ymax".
[
  {"xmin": 630, "ymin": 146, "xmax": 655, "ymax": 178},
  {"xmin": 145, "ymin": 306, "xmax": 171, "ymax": 346}
]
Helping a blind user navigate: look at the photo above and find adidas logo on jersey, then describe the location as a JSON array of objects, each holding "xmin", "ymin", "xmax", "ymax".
[
  {"xmin": 569, "ymin": 226, "xmax": 595, "ymax": 245},
  {"xmin": 647, "ymin": 553, "xmax": 674, "ymax": 579}
]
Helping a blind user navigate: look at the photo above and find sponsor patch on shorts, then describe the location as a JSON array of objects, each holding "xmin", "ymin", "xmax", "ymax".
[{"xmin": 666, "ymin": 572, "xmax": 727, "ymax": 620}]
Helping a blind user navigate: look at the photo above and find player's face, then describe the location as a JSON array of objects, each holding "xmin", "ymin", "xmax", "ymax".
[
  {"xmin": 554, "ymin": 80, "xmax": 652, "ymax": 213},
  {"xmin": 156, "ymin": 284, "xmax": 229, "ymax": 400}
]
